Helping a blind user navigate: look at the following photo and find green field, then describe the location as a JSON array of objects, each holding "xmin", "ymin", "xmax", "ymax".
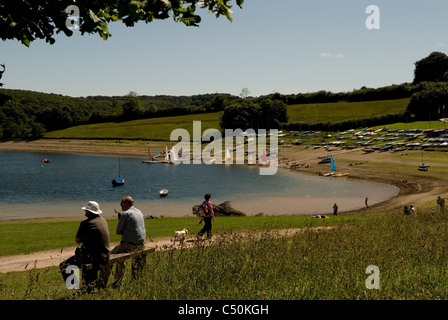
[
  {"xmin": 44, "ymin": 112, "xmax": 223, "ymax": 140},
  {"xmin": 44, "ymin": 99, "xmax": 412, "ymax": 141},
  {"xmin": 287, "ymin": 98, "xmax": 410, "ymax": 124},
  {"xmin": 371, "ymin": 120, "xmax": 448, "ymax": 131}
]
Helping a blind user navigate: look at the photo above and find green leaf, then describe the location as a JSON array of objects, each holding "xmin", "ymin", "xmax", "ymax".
[{"xmin": 88, "ymin": 9, "xmax": 102, "ymax": 24}]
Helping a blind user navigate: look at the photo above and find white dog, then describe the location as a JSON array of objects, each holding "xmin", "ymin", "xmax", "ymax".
[{"xmin": 174, "ymin": 228, "xmax": 188, "ymax": 244}]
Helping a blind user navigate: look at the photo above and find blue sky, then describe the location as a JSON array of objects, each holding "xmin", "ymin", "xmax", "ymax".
[{"xmin": 2, "ymin": 0, "xmax": 448, "ymax": 98}]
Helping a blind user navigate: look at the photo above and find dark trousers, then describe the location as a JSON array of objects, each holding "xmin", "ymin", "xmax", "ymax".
[
  {"xmin": 60, "ymin": 255, "xmax": 109, "ymax": 291},
  {"xmin": 198, "ymin": 218, "xmax": 212, "ymax": 238}
]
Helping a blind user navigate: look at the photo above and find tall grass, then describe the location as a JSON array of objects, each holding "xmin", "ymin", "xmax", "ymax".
[
  {"xmin": 0, "ymin": 215, "xmax": 352, "ymax": 257},
  {"xmin": 1, "ymin": 207, "xmax": 448, "ymax": 300}
]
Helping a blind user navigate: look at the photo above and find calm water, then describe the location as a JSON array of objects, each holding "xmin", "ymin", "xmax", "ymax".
[{"xmin": 0, "ymin": 151, "xmax": 399, "ymax": 220}]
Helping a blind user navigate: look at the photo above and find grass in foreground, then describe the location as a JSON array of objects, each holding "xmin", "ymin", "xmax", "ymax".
[
  {"xmin": 1, "ymin": 207, "xmax": 448, "ymax": 300},
  {"xmin": 0, "ymin": 215, "xmax": 351, "ymax": 257}
]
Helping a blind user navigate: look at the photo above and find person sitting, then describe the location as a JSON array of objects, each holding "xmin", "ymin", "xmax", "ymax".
[
  {"xmin": 59, "ymin": 201, "xmax": 110, "ymax": 292},
  {"xmin": 111, "ymin": 195, "xmax": 147, "ymax": 283},
  {"xmin": 403, "ymin": 205, "xmax": 409, "ymax": 215}
]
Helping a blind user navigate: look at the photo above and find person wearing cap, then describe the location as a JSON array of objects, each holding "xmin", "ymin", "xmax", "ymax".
[
  {"xmin": 111, "ymin": 195, "xmax": 147, "ymax": 282},
  {"xmin": 59, "ymin": 201, "xmax": 110, "ymax": 291}
]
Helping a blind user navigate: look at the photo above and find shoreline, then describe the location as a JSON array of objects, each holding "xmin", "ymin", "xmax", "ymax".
[{"xmin": 1, "ymin": 139, "xmax": 447, "ymax": 220}]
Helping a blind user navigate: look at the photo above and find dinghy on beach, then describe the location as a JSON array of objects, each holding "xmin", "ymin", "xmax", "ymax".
[{"xmin": 323, "ymin": 155, "xmax": 348, "ymax": 177}]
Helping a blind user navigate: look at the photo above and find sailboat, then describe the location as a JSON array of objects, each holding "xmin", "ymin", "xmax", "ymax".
[
  {"xmin": 165, "ymin": 146, "xmax": 170, "ymax": 162},
  {"xmin": 142, "ymin": 145, "xmax": 153, "ymax": 163},
  {"xmin": 170, "ymin": 146, "xmax": 179, "ymax": 164},
  {"xmin": 225, "ymin": 147, "xmax": 233, "ymax": 164},
  {"xmin": 258, "ymin": 149, "xmax": 268, "ymax": 166},
  {"xmin": 143, "ymin": 145, "xmax": 169, "ymax": 164},
  {"xmin": 323, "ymin": 154, "xmax": 348, "ymax": 177},
  {"xmin": 112, "ymin": 157, "xmax": 125, "ymax": 186},
  {"xmin": 418, "ymin": 152, "xmax": 430, "ymax": 171},
  {"xmin": 247, "ymin": 152, "xmax": 256, "ymax": 165}
]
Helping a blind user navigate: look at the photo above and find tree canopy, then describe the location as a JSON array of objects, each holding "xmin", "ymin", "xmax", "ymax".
[
  {"xmin": 0, "ymin": 0, "xmax": 244, "ymax": 47},
  {"xmin": 220, "ymin": 98, "xmax": 288, "ymax": 131},
  {"xmin": 413, "ymin": 51, "xmax": 448, "ymax": 84}
]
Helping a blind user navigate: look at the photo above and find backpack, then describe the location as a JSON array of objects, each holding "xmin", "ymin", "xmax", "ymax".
[{"xmin": 200, "ymin": 201, "xmax": 209, "ymax": 217}]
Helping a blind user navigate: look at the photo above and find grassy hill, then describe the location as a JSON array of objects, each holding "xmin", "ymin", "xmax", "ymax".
[
  {"xmin": 44, "ymin": 99, "xmax": 411, "ymax": 141},
  {"xmin": 287, "ymin": 98, "xmax": 410, "ymax": 124},
  {"xmin": 44, "ymin": 112, "xmax": 223, "ymax": 140}
]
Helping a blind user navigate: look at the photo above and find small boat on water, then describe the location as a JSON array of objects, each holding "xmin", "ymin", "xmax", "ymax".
[
  {"xmin": 112, "ymin": 177, "xmax": 125, "ymax": 186},
  {"xmin": 112, "ymin": 157, "xmax": 125, "ymax": 186},
  {"xmin": 142, "ymin": 145, "xmax": 170, "ymax": 164},
  {"xmin": 41, "ymin": 159, "xmax": 51, "ymax": 163},
  {"xmin": 159, "ymin": 189, "xmax": 168, "ymax": 197}
]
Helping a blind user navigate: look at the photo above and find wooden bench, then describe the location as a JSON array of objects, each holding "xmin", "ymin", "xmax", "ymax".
[{"xmin": 82, "ymin": 247, "xmax": 156, "ymax": 287}]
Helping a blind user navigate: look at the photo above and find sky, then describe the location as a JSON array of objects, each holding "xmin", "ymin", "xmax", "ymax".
[{"xmin": 2, "ymin": 0, "xmax": 448, "ymax": 98}]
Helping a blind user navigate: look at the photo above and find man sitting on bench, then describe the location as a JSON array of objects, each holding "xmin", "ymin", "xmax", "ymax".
[
  {"xmin": 59, "ymin": 201, "xmax": 110, "ymax": 292},
  {"xmin": 112, "ymin": 195, "xmax": 147, "ymax": 283}
]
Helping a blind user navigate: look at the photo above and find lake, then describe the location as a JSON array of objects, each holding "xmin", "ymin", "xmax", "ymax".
[{"xmin": 0, "ymin": 151, "xmax": 399, "ymax": 220}]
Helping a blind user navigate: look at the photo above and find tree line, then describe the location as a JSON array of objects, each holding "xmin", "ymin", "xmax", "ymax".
[
  {"xmin": 0, "ymin": 89, "xmax": 238, "ymax": 141},
  {"xmin": 266, "ymin": 83, "xmax": 414, "ymax": 105}
]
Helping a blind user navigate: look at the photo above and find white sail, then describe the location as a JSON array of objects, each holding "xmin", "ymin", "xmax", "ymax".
[
  {"xmin": 248, "ymin": 152, "xmax": 256, "ymax": 165},
  {"xmin": 225, "ymin": 147, "xmax": 233, "ymax": 164},
  {"xmin": 170, "ymin": 146, "xmax": 179, "ymax": 164},
  {"xmin": 165, "ymin": 146, "xmax": 169, "ymax": 161}
]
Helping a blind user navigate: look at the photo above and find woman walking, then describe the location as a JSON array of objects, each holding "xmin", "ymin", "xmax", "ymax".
[{"xmin": 197, "ymin": 193, "xmax": 215, "ymax": 239}]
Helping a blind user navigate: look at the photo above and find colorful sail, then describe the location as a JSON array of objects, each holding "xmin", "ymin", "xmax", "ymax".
[
  {"xmin": 248, "ymin": 153, "xmax": 256, "ymax": 165},
  {"xmin": 262, "ymin": 149, "xmax": 267, "ymax": 164},
  {"xmin": 225, "ymin": 147, "xmax": 232, "ymax": 164},
  {"xmin": 330, "ymin": 155, "xmax": 336, "ymax": 172}
]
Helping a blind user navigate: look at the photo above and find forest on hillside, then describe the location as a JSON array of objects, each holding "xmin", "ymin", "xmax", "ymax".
[{"xmin": 0, "ymin": 84, "xmax": 412, "ymax": 141}]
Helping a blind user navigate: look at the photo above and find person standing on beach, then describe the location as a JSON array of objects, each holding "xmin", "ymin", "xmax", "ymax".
[
  {"xmin": 437, "ymin": 196, "xmax": 446, "ymax": 214},
  {"xmin": 197, "ymin": 193, "xmax": 215, "ymax": 239},
  {"xmin": 111, "ymin": 195, "xmax": 147, "ymax": 282},
  {"xmin": 333, "ymin": 203, "xmax": 338, "ymax": 216},
  {"xmin": 59, "ymin": 201, "xmax": 110, "ymax": 291}
]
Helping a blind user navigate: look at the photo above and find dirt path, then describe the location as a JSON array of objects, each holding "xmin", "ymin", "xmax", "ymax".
[{"xmin": 0, "ymin": 228, "xmax": 329, "ymax": 273}]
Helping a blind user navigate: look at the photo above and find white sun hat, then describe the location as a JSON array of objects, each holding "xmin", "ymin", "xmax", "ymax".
[{"xmin": 82, "ymin": 201, "xmax": 103, "ymax": 215}]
